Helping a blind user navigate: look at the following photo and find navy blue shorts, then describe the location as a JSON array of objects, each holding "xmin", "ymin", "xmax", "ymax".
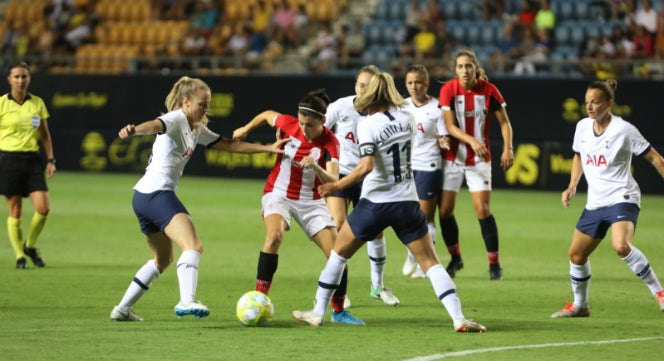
[
  {"xmin": 413, "ymin": 169, "xmax": 442, "ymax": 200},
  {"xmin": 576, "ymin": 203, "xmax": 640, "ymax": 239},
  {"xmin": 132, "ymin": 190, "xmax": 189, "ymax": 235},
  {"xmin": 0, "ymin": 151, "xmax": 48, "ymax": 197},
  {"xmin": 347, "ymin": 199, "xmax": 427, "ymax": 244},
  {"xmin": 328, "ymin": 174, "xmax": 362, "ymax": 206}
]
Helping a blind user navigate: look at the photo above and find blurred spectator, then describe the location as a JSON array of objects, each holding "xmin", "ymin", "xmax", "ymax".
[
  {"xmin": 308, "ymin": 22, "xmax": 337, "ymax": 73},
  {"xmin": 423, "ymin": 0, "xmax": 445, "ymax": 31},
  {"xmin": 516, "ymin": 0, "xmax": 537, "ymax": 28},
  {"xmin": 489, "ymin": 21, "xmax": 521, "ymax": 72},
  {"xmin": 483, "ymin": 0, "xmax": 505, "ymax": 21},
  {"xmin": 294, "ymin": 4, "xmax": 310, "ymax": 45},
  {"xmin": 432, "ymin": 19, "xmax": 459, "ymax": 58},
  {"xmin": 63, "ymin": 3, "xmax": 98, "ymax": 51},
  {"xmin": 190, "ymin": 0, "xmax": 220, "ymax": 38},
  {"xmin": 631, "ymin": 24, "xmax": 655, "ymax": 58},
  {"xmin": 534, "ymin": 0, "xmax": 555, "ymax": 31},
  {"xmin": 610, "ymin": 24, "xmax": 634, "ymax": 58},
  {"xmin": 655, "ymin": 12, "xmax": 664, "ymax": 58},
  {"xmin": 513, "ymin": 26, "xmax": 551, "ymax": 75},
  {"xmin": 404, "ymin": 0, "xmax": 423, "ymax": 44},
  {"xmin": 339, "ymin": 21, "xmax": 365, "ymax": 69},
  {"xmin": 412, "ymin": 20, "xmax": 437, "ymax": 60},
  {"xmin": 223, "ymin": 23, "xmax": 251, "ymax": 70},
  {"xmin": 504, "ymin": 0, "xmax": 522, "ymax": 21},
  {"xmin": 248, "ymin": 0, "xmax": 272, "ymax": 61},
  {"xmin": 634, "ymin": 0, "xmax": 657, "ymax": 35},
  {"xmin": 271, "ymin": 0, "xmax": 299, "ymax": 48},
  {"xmin": 250, "ymin": 0, "xmax": 273, "ymax": 36},
  {"xmin": 1, "ymin": 22, "xmax": 30, "ymax": 56},
  {"xmin": 181, "ymin": 27, "xmax": 208, "ymax": 56},
  {"xmin": 623, "ymin": 0, "xmax": 639, "ymax": 33}
]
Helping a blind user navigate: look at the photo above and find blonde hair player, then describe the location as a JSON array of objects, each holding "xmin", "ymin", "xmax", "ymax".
[
  {"xmin": 110, "ymin": 76, "xmax": 287, "ymax": 321},
  {"xmin": 293, "ymin": 72, "xmax": 487, "ymax": 332}
]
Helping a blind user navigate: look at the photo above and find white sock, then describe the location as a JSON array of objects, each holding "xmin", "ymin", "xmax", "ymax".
[
  {"xmin": 570, "ymin": 260, "xmax": 591, "ymax": 309},
  {"xmin": 622, "ymin": 246, "xmax": 663, "ymax": 295},
  {"xmin": 314, "ymin": 251, "xmax": 347, "ymax": 315},
  {"xmin": 427, "ymin": 264, "xmax": 464, "ymax": 320},
  {"xmin": 367, "ymin": 236, "xmax": 386, "ymax": 289},
  {"xmin": 118, "ymin": 260, "xmax": 160, "ymax": 310},
  {"xmin": 177, "ymin": 250, "xmax": 201, "ymax": 304},
  {"xmin": 427, "ymin": 222, "xmax": 436, "ymax": 244}
]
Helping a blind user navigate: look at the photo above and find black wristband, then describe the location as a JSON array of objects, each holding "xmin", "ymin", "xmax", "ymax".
[{"xmin": 47, "ymin": 158, "xmax": 56, "ymax": 164}]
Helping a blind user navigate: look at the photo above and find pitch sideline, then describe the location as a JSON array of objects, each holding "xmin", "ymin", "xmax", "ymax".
[{"xmin": 403, "ymin": 336, "xmax": 664, "ymax": 361}]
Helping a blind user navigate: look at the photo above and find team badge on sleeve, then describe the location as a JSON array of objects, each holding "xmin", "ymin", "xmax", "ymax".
[{"xmin": 359, "ymin": 143, "xmax": 375, "ymax": 157}]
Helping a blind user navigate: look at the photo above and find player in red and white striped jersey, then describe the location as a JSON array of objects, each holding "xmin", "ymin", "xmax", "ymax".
[
  {"xmin": 438, "ymin": 48, "xmax": 514, "ymax": 280},
  {"xmin": 233, "ymin": 89, "xmax": 363, "ymax": 324}
]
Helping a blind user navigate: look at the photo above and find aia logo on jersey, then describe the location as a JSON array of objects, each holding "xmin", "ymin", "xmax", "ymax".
[
  {"xmin": 585, "ymin": 153, "xmax": 607, "ymax": 167},
  {"xmin": 417, "ymin": 122, "xmax": 425, "ymax": 133},
  {"xmin": 345, "ymin": 132, "xmax": 358, "ymax": 144}
]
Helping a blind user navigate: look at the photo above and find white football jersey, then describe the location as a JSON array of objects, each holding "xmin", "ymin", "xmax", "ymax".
[
  {"xmin": 357, "ymin": 107, "xmax": 418, "ymax": 203},
  {"xmin": 405, "ymin": 96, "xmax": 447, "ymax": 171},
  {"xmin": 325, "ymin": 95, "xmax": 364, "ymax": 175},
  {"xmin": 134, "ymin": 109, "xmax": 220, "ymax": 193},
  {"xmin": 572, "ymin": 115, "xmax": 650, "ymax": 209}
]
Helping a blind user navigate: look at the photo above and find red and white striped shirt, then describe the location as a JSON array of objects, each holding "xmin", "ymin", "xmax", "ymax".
[
  {"xmin": 263, "ymin": 114, "xmax": 340, "ymax": 200},
  {"xmin": 438, "ymin": 78, "xmax": 506, "ymax": 166}
]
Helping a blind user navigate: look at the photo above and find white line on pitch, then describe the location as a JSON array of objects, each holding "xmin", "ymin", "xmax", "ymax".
[{"xmin": 403, "ymin": 336, "xmax": 664, "ymax": 361}]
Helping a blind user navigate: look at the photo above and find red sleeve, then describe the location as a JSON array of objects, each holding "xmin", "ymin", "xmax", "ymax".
[
  {"xmin": 274, "ymin": 114, "xmax": 297, "ymax": 136},
  {"xmin": 438, "ymin": 81, "xmax": 453, "ymax": 108}
]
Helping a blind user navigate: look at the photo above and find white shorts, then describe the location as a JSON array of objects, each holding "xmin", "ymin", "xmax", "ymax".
[
  {"xmin": 261, "ymin": 192, "xmax": 336, "ymax": 239},
  {"xmin": 442, "ymin": 160, "xmax": 492, "ymax": 192}
]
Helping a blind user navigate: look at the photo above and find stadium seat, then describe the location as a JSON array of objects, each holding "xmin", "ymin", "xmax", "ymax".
[
  {"xmin": 441, "ymin": 0, "xmax": 457, "ymax": 19},
  {"xmin": 374, "ymin": 1, "xmax": 388, "ymax": 20},
  {"xmin": 554, "ymin": 23, "xmax": 571, "ymax": 46},
  {"xmin": 574, "ymin": 1, "xmax": 590, "ymax": 20},
  {"xmin": 388, "ymin": 1, "xmax": 405, "ymax": 21},
  {"xmin": 450, "ymin": 20, "xmax": 468, "ymax": 46},
  {"xmin": 568, "ymin": 22, "xmax": 585, "ymax": 46},
  {"xmin": 457, "ymin": 1, "xmax": 479, "ymax": 20},
  {"xmin": 557, "ymin": 1, "xmax": 574, "ymax": 20},
  {"xmin": 363, "ymin": 21, "xmax": 385, "ymax": 45},
  {"xmin": 466, "ymin": 22, "xmax": 481, "ymax": 45},
  {"xmin": 584, "ymin": 23, "xmax": 601, "ymax": 40}
]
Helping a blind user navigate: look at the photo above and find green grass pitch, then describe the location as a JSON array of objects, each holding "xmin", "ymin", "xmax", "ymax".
[{"xmin": 1, "ymin": 172, "xmax": 662, "ymax": 360}]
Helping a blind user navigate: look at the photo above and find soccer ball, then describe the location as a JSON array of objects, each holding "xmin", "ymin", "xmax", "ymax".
[{"xmin": 236, "ymin": 291, "xmax": 274, "ymax": 326}]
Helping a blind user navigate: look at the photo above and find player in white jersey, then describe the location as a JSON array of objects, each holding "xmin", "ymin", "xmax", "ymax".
[
  {"xmin": 324, "ymin": 65, "xmax": 400, "ymax": 307},
  {"xmin": 401, "ymin": 64, "xmax": 449, "ymax": 280},
  {"xmin": 552, "ymin": 79, "xmax": 664, "ymax": 317},
  {"xmin": 292, "ymin": 72, "xmax": 486, "ymax": 332},
  {"xmin": 110, "ymin": 76, "xmax": 287, "ymax": 322}
]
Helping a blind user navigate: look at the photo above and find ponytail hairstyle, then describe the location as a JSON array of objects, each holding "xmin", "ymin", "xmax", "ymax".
[
  {"xmin": 588, "ymin": 79, "xmax": 617, "ymax": 102},
  {"xmin": 455, "ymin": 48, "xmax": 489, "ymax": 82},
  {"xmin": 357, "ymin": 64, "xmax": 381, "ymax": 80},
  {"xmin": 165, "ymin": 76, "xmax": 211, "ymax": 126},
  {"xmin": 354, "ymin": 72, "xmax": 407, "ymax": 114},
  {"xmin": 297, "ymin": 88, "xmax": 331, "ymax": 120}
]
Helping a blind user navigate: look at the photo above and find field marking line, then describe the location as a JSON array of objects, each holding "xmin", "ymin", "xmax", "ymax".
[{"xmin": 403, "ymin": 336, "xmax": 664, "ymax": 361}]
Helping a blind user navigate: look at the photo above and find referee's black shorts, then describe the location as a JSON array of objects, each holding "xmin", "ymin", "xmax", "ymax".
[{"xmin": 0, "ymin": 151, "xmax": 48, "ymax": 197}]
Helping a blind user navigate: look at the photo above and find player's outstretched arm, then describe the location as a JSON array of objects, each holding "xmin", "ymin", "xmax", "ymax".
[{"xmin": 233, "ymin": 110, "xmax": 280, "ymax": 140}]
